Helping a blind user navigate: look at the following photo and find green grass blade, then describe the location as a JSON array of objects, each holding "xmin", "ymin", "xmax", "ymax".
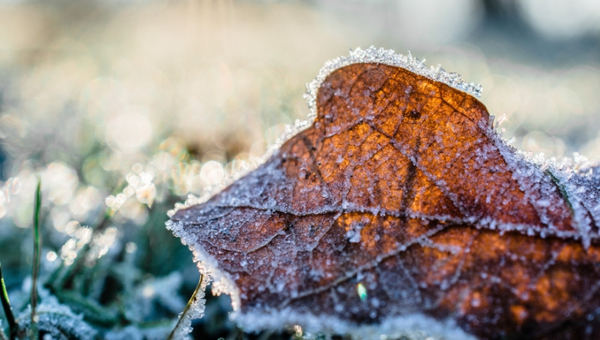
[
  {"xmin": 30, "ymin": 179, "xmax": 42, "ymax": 340},
  {"xmin": 0, "ymin": 261, "xmax": 16, "ymax": 340}
]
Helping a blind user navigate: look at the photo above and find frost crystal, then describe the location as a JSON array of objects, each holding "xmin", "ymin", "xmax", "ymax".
[
  {"xmin": 304, "ymin": 46, "xmax": 483, "ymax": 122},
  {"xmin": 233, "ymin": 310, "xmax": 475, "ymax": 340}
]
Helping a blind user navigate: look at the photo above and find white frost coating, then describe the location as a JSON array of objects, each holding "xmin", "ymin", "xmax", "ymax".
[
  {"xmin": 543, "ymin": 154, "xmax": 600, "ymax": 247},
  {"xmin": 304, "ymin": 46, "xmax": 483, "ymax": 122},
  {"xmin": 234, "ymin": 309, "xmax": 477, "ymax": 340},
  {"xmin": 484, "ymin": 122, "xmax": 600, "ymax": 247},
  {"xmin": 166, "ymin": 219, "xmax": 240, "ymax": 306}
]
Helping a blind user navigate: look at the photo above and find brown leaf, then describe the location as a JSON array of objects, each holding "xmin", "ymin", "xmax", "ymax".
[{"xmin": 169, "ymin": 49, "xmax": 600, "ymax": 340}]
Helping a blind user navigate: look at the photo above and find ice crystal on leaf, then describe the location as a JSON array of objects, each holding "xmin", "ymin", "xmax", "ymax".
[{"xmin": 168, "ymin": 47, "xmax": 600, "ymax": 340}]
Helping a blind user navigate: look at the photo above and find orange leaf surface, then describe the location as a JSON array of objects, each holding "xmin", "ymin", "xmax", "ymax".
[{"xmin": 168, "ymin": 48, "xmax": 600, "ymax": 340}]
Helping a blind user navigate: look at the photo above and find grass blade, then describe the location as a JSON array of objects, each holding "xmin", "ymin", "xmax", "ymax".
[
  {"xmin": 0, "ymin": 261, "xmax": 16, "ymax": 340},
  {"xmin": 167, "ymin": 274, "xmax": 205, "ymax": 340},
  {"xmin": 30, "ymin": 179, "xmax": 42, "ymax": 340}
]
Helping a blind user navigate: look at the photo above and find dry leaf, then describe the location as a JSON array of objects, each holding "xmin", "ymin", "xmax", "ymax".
[{"xmin": 168, "ymin": 48, "xmax": 600, "ymax": 340}]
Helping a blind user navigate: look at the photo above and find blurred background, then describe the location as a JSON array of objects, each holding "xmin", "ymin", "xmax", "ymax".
[{"xmin": 0, "ymin": 0, "xmax": 600, "ymax": 339}]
